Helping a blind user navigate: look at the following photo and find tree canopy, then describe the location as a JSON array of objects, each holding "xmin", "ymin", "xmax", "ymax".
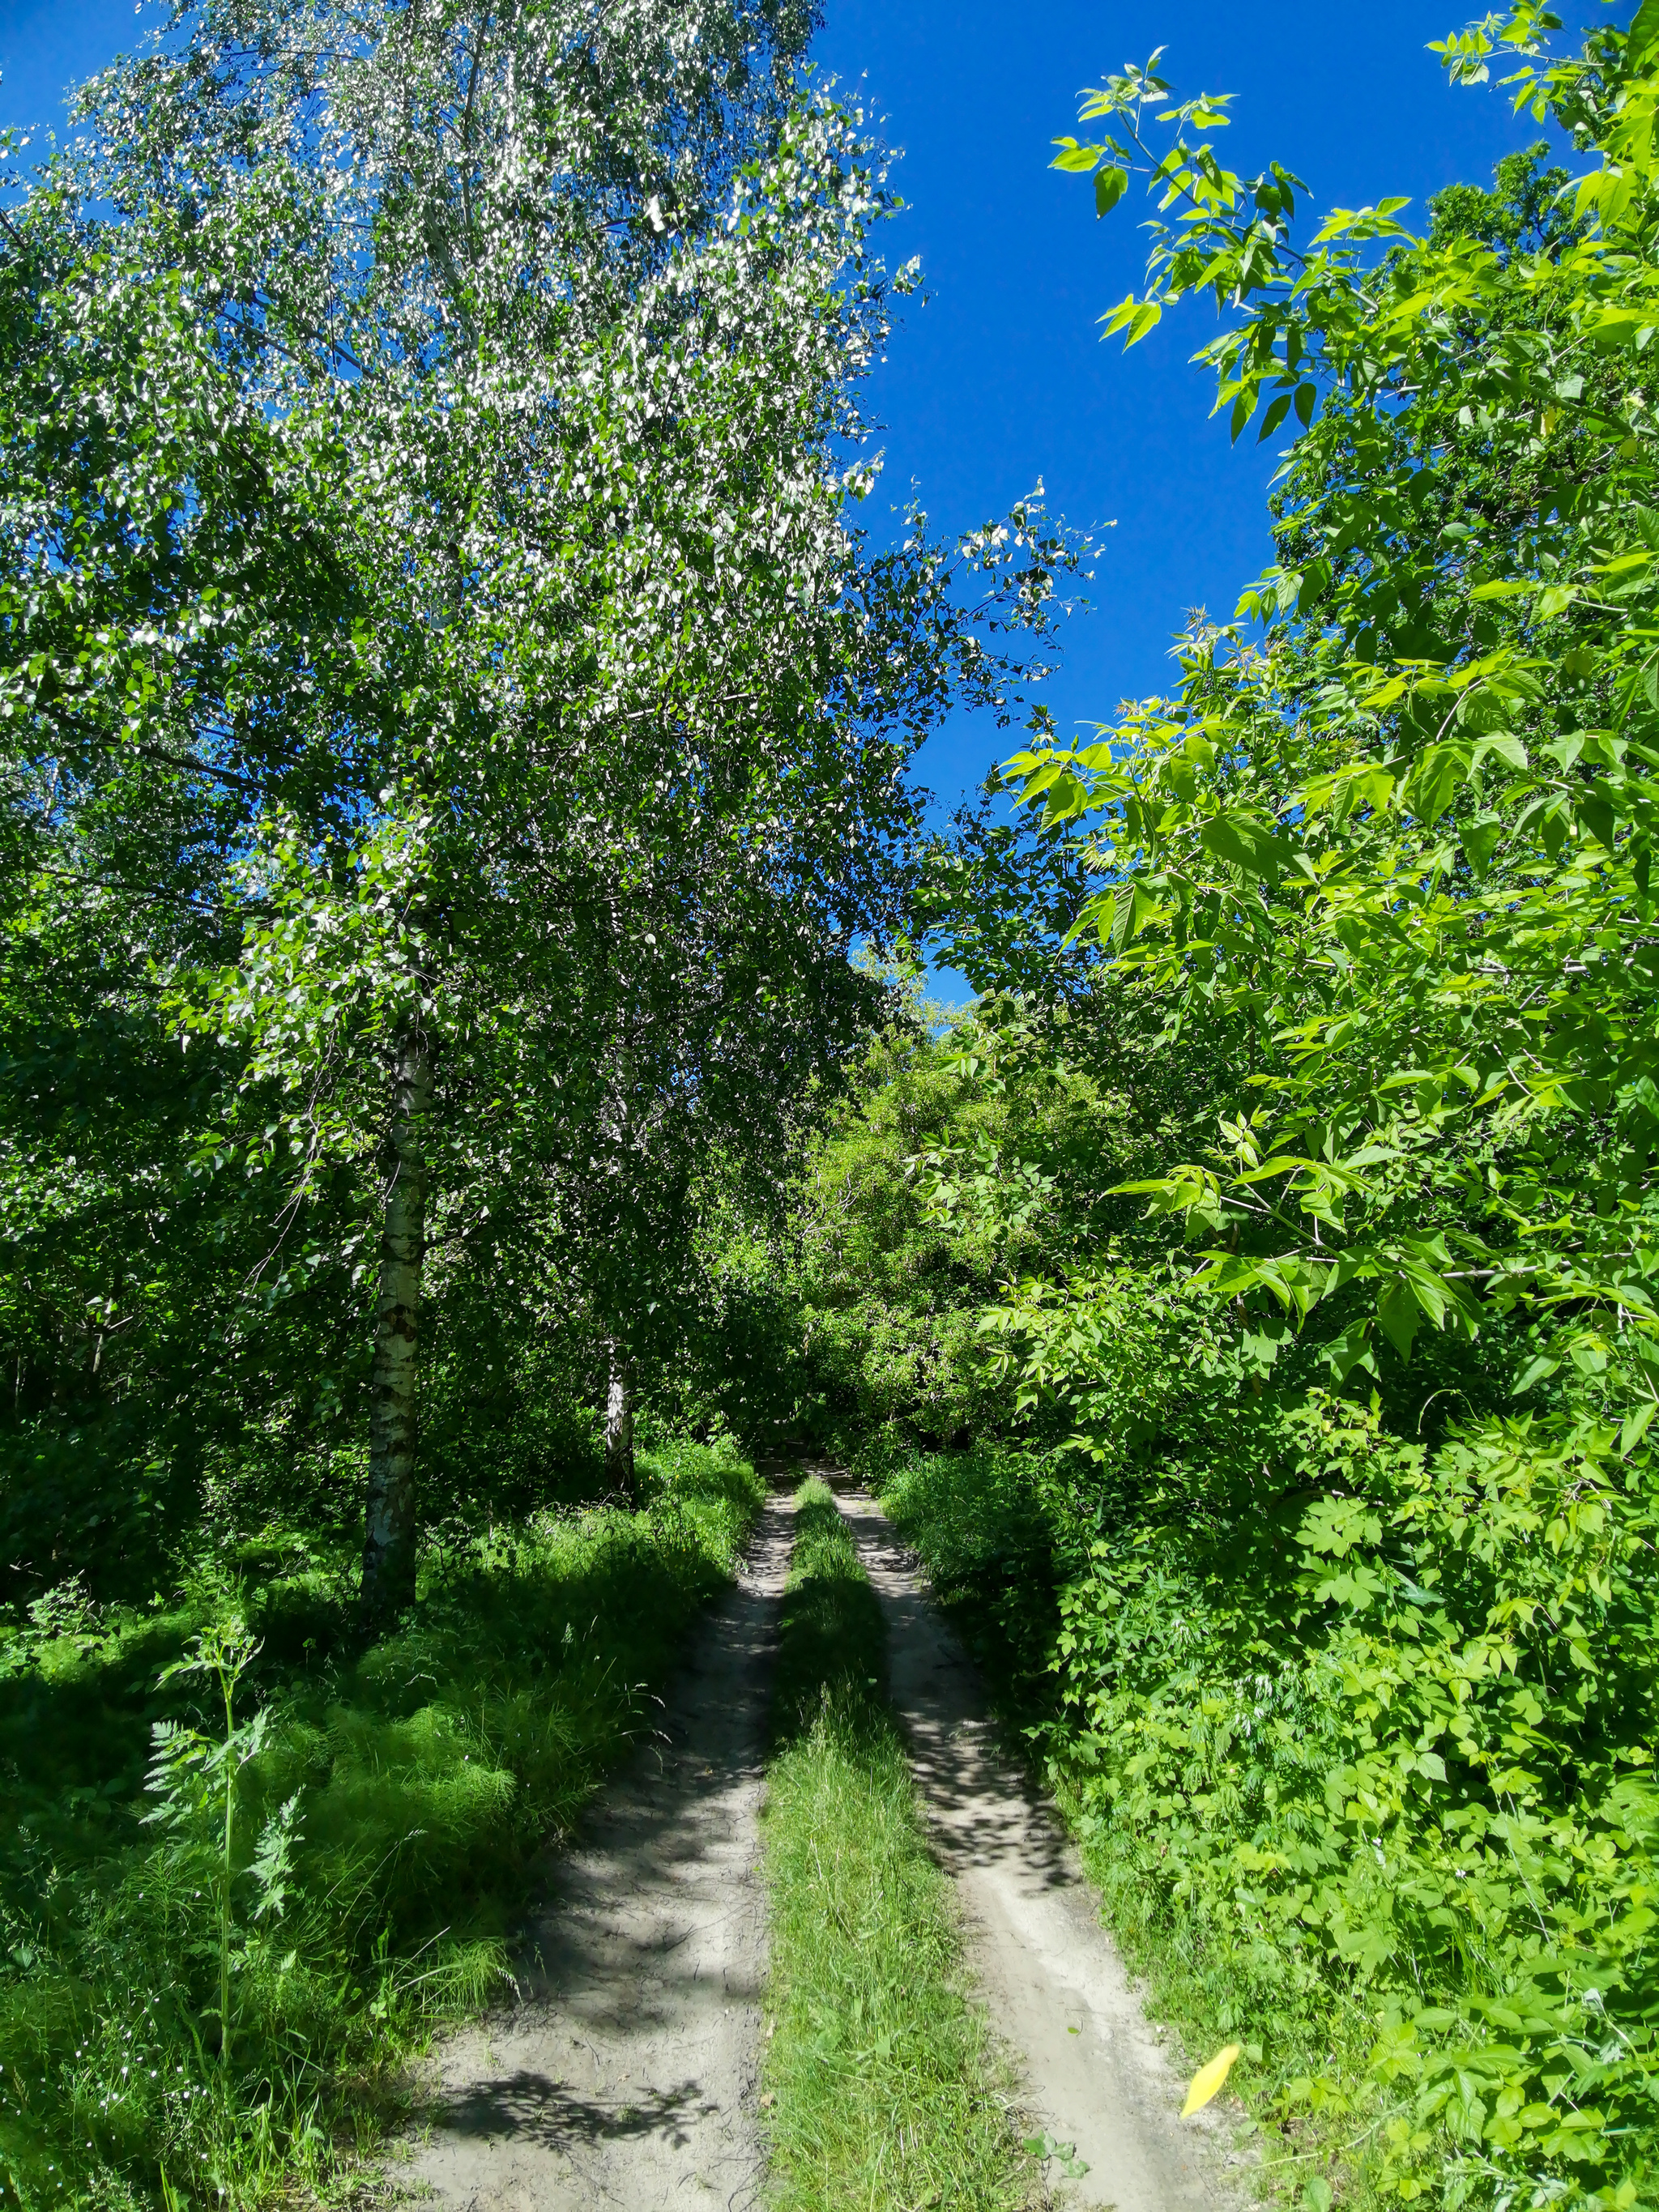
[{"xmin": 0, "ymin": 0, "xmax": 1073, "ymax": 1611}]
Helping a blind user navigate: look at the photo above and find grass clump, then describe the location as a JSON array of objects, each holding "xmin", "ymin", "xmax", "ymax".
[
  {"xmin": 0, "ymin": 1436, "xmax": 762, "ymax": 2212},
  {"xmin": 760, "ymin": 1475, "xmax": 1037, "ymax": 2212}
]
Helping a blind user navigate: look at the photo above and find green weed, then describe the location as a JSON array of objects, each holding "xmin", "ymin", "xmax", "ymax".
[
  {"xmin": 0, "ymin": 1437, "xmax": 762, "ymax": 2212},
  {"xmin": 760, "ymin": 1477, "xmax": 1037, "ymax": 2211}
]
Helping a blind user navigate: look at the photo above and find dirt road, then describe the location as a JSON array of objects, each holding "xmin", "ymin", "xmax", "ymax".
[
  {"xmin": 404, "ymin": 1490, "xmax": 795, "ymax": 2212},
  {"xmin": 403, "ymin": 1474, "xmax": 1240, "ymax": 2212},
  {"xmin": 830, "ymin": 1481, "xmax": 1243, "ymax": 2212}
]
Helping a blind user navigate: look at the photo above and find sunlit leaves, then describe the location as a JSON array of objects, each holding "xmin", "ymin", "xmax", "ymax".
[
  {"xmin": 1005, "ymin": 19, "xmax": 1659, "ymax": 1416},
  {"xmin": 0, "ymin": 0, "xmax": 1087, "ymax": 1559},
  {"xmin": 1094, "ymin": 164, "xmax": 1130, "ymax": 218}
]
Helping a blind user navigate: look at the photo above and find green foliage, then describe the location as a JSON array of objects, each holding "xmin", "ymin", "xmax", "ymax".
[
  {"xmin": 143, "ymin": 1619, "xmax": 288, "ymax": 2076},
  {"xmin": 0, "ymin": 0, "xmax": 1080, "ymax": 1611},
  {"xmin": 782, "ymin": 31, "xmax": 1659, "ymax": 2202},
  {"xmin": 876, "ymin": 1446, "xmax": 1064, "ymax": 1741},
  {"xmin": 760, "ymin": 1478, "xmax": 1036, "ymax": 2211},
  {"xmin": 1024, "ymin": 15, "xmax": 1659, "ymax": 1404},
  {"xmin": 1054, "ymin": 1392, "xmax": 1658, "ymax": 2208},
  {"xmin": 882, "ymin": 1403, "xmax": 1659, "ymax": 2210},
  {"xmin": 786, "ymin": 1001, "xmax": 1123, "ymax": 1454},
  {"xmin": 0, "ymin": 1439, "xmax": 761, "ymax": 2212}
]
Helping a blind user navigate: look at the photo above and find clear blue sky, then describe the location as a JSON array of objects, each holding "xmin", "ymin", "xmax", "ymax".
[
  {"xmin": 2, "ymin": 0, "xmax": 1586, "ymax": 820},
  {"xmin": 809, "ymin": 0, "xmax": 1584, "ymax": 816}
]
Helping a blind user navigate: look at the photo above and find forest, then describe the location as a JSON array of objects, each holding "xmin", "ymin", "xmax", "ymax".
[{"xmin": 2, "ymin": 1, "xmax": 1657, "ymax": 2209}]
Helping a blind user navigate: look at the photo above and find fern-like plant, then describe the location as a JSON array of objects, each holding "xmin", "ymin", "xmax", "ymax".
[{"xmin": 143, "ymin": 1617, "xmax": 301, "ymax": 2071}]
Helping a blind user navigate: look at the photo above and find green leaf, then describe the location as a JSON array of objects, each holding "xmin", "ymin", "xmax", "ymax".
[
  {"xmin": 1472, "ymin": 731, "xmax": 1527, "ymax": 773},
  {"xmin": 1631, "ymin": 0, "xmax": 1659, "ymax": 64},
  {"xmin": 1405, "ymin": 741, "xmax": 1473, "ymax": 823},
  {"xmin": 1257, "ymin": 391, "xmax": 1292, "ymax": 442},
  {"xmin": 1620, "ymin": 1401, "xmax": 1657, "ymax": 1457},
  {"xmin": 1459, "ymin": 814, "xmax": 1503, "ymax": 876},
  {"xmin": 1377, "ymin": 1276, "xmax": 1423, "ymax": 1359},
  {"xmin": 1578, "ymin": 793, "xmax": 1618, "ymax": 852},
  {"xmin": 1095, "ymin": 164, "xmax": 1129, "ymax": 216},
  {"xmin": 1107, "ymin": 881, "xmax": 1143, "ymax": 951},
  {"xmin": 1199, "ymin": 812, "xmax": 1292, "ymax": 880},
  {"xmin": 1323, "ymin": 1320, "xmax": 1376, "ymax": 1384}
]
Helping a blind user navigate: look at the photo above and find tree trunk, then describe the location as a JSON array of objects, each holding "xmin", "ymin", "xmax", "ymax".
[
  {"xmin": 604, "ymin": 1338, "xmax": 635, "ymax": 1504},
  {"xmin": 360, "ymin": 1024, "xmax": 433, "ymax": 1628}
]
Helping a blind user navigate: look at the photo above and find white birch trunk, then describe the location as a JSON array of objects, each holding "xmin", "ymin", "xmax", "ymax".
[
  {"xmin": 604, "ymin": 1338, "xmax": 635, "ymax": 1502},
  {"xmin": 360, "ymin": 1024, "xmax": 433, "ymax": 1623}
]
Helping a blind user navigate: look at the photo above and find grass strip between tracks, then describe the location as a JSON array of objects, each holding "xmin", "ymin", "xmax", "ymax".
[{"xmin": 758, "ymin": 1475, "xmax": 1038, "ymax": 2211}]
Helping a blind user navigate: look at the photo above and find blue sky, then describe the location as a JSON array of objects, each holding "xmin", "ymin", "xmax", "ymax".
[
  {"xmin": 809, "ymin": 1, "xmax": 1578, "ymax": 816},
  {"xmin": 2, "ymin": 0, "xmax": 1580, "ymax": 822}
]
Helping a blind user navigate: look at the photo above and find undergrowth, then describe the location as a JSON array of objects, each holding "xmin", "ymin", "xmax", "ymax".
[
  {"xmin": 0, "ymin": 1436, "xmax": 762, "ymax": 2212},
  {"xmin": 760, "ymin": 1475, "xmax": 1039, "ymax": 2212},
  {"xmin": 879, "ymin": 1426, "xmax": 1659, "ymax": 2212}
]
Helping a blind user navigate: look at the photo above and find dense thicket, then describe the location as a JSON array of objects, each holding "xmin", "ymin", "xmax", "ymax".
[{"xmin": 757, "ymin": 13, "xmax": 1659, "ymax": 2207}]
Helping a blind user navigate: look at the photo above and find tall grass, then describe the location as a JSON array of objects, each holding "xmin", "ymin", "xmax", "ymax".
[
  {"xmin": 0, "ymin": 1438, "xmax": 762, "ymax": 2212},
  {"xmin": 760, "ymin": 1477, "xmax": 1038, "ymax": 2212}
]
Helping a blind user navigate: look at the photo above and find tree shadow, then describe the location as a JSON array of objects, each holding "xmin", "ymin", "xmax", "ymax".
[
  {"xmin": 834, "ymin": 1489, "xmax": 1081, "ymax": 1897},
  {"xmin": 424, "ymin": 2065, "xmax": 719, "ymax": 2150}
]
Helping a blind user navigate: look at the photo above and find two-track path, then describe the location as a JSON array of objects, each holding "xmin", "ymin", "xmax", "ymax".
[{"xmin": 404, "ymin": 1475, "xmax": 1241, "ymax": 2210}]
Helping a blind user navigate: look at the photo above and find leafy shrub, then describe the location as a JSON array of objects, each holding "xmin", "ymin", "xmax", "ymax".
[{"xmin": 884, "ymin": 1405, "xmax": 1659, "ymax": 2209}]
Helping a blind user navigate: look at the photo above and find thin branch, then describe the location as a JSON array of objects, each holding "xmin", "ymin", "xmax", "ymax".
[
  {"xmin": 30, "ymin": 859, "xmax": 265, "ymax": 922},
  {"xmin": 132, "ymin": 743, "xmax": 273, "ymax": 797}
]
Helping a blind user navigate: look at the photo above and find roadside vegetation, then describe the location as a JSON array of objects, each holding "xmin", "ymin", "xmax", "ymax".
[
  {"xmin": 0, "ymin": 1440, "xmax": 761, "ymax": 2210},
  {"xmin": 760, "ymin": 1477, "xmax": 1038, "ymax": 2212},
  {"xmin": 764, "ymin": 19, "xmax": 1659, "ymax": 2210}
]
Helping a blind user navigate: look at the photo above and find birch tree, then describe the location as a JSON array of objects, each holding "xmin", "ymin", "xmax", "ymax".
[{"xmin": 15, "ymin": 0, "xmax": 1073, "ymax": 1616}]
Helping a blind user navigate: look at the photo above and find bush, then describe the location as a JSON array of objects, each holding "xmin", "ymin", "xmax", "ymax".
[{"xmin": 882, "ymin": 1404, "xmax": 1659, "ymax": 2209}]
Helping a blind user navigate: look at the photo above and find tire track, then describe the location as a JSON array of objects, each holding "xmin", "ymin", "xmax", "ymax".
[
  {"xmin": 403, "ymin": 1489, "xmax": 795, "ymax": 2212},
  {"xmin": 828, "ymin": 1477, "xmax": 1246, "ymax": 2211}
]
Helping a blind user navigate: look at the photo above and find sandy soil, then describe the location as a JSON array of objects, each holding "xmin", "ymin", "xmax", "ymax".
[
  {"xmin": 400, "ymin": 1470, "xmax": 1246, "ymax": 2212},
  {"xmin": 829, "ymin": 1479, "xmax": 1247, "ymax": 2212},
  {"xmin": 401, "ymin": 1490, "xmax": 795, "ymax": 2212}
]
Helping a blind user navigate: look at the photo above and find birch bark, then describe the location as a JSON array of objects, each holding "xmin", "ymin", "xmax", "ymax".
[
  {"xmin": 360, "ymin": 1024, "xmax": 433, "ymax": 1624},
  {"xmin": 603, "ymin": 1338, "xmax": 636, "ymax": 1502}
]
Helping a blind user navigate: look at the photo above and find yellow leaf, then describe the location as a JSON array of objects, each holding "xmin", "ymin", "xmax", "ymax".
[{"xmin": 1181, "ymin": 2043, "xmax": 1242, "ymax": 2118}]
